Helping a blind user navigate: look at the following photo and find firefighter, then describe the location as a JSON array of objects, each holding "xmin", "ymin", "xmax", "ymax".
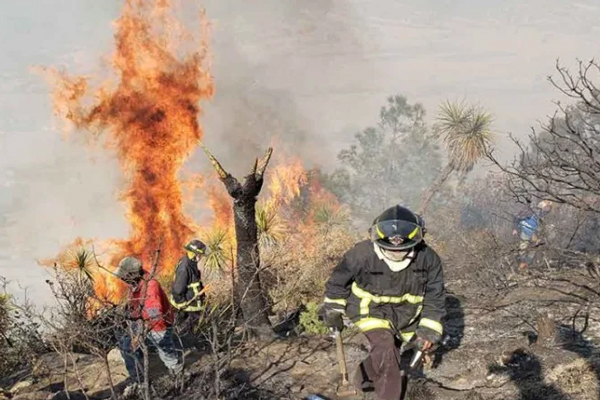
[
  {"xmin": 319, "ymin": 205, "xmax": 445, "ymax": 400},
  {"xmin": 513, "ymin": 200, "xmax": 553, "ymax": 269},
  {"xmin": 114, "ymin": 256, "xmax": 182, "ymax": 390},
  {"xmin": 170, "ymin": 239, "xmax": 207, "ymax": 337}
]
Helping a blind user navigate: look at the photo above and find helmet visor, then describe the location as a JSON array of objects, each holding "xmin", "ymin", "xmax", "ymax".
[{"xmin": 370, "ymin": 219, "xmax": 423, "ymax": 250}]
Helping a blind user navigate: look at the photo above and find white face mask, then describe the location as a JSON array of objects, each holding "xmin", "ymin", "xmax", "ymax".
[
  {"xmin": 381, "ymin": 248, "xmax": 410, "ymax": 261},
  {"xmin": 374, "ymin": 244, "xmax": 415, "ymax": 272}
]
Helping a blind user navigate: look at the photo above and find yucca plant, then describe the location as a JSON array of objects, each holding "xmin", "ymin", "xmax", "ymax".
[
  {"xmin": 201, "ymin": 228, "xmax": 232, "ymax": 275},
  {"xmin": 54, "ymin": 247, "xmax": 95, "ymax": 288},
  {"xmin": 419, "ymin": 101, "xmax": 493, "ymax": 215},
  {"xmin": 256, "ymin": 202, "xmax": 286, "ymax": 248},
  {"xmin": 312, "ymin": 202, "xmax": 350, "ymax": 227},
  {"xmin": 436, "ymin": 101, "xmax": 494, "ymax": 172},
  {"xmin": 72, "ymin": 248, "xmax": 94, "ymax": 282}
]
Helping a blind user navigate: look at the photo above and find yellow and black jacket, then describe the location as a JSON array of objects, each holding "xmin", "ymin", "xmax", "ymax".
[
  {"xmin": 170, "ymin": 256, "xmax": 205, "ymax": 312},
  {"xmin": 324, "ymin": 240, "xmax": 445, "ymax": 342}
]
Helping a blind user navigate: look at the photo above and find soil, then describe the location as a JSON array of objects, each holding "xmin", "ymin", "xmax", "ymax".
[{"xmin": 3, "ymin": 269, "xmax": 600, "ymax": 400}]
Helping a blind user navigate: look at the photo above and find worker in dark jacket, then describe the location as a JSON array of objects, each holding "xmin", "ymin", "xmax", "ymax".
[
  {"xmin": 319, "ymin": 205, "xmax": 446, "ymax": 400},
  {"xmin": 170, "ymin": 239, "xmax": 207, "ymax": 335}
]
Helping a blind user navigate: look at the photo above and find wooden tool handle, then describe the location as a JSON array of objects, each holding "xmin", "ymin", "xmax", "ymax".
[{"xmin": 335, "ymin": 331, "xmax": 349, "ymax": 381}]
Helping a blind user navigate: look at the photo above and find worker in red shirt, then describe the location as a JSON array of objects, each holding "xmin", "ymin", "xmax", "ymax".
[{"xmin": 115, "ymin": 256, "xmax": 183, "ymax": 388}]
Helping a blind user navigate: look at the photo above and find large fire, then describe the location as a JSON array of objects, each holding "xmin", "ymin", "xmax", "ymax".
[
  {"xmin": 44, "ymin": 0, "xmax": 213, "ymax": 297},
  {"xmin": 43, "ymin": 0, "xmax": 344, "ymax": 303}
]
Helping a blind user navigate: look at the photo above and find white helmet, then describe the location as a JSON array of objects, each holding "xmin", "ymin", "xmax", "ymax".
[{"xmin": 537, "ymin": 200, "xmax": 552, "ymax": 215}]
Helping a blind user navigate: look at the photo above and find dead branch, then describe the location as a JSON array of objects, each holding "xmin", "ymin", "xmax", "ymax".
[{"xmin": 199, "ymin": 140, "xmax": 229, "ymax": 180}]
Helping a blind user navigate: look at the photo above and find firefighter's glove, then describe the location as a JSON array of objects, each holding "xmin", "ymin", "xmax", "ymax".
[
  {"xmin": 415, "ymin": 327, "xmax": 442, "ymax": 347},
  {"xmin": 318, "ymin": 304, "xmax": 344, "ymax": 332}
]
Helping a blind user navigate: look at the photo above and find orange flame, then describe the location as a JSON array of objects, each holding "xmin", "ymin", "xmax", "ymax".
[
  {"xmin": 266, "ymin": 159, "xmax": 308, "ymax": 207},
  {"xmin": 44, "ymin": 0, "xmax": 214, "ymax": 297},
  {"xmin": 42, "ymin": 1, "xmax": 345, "ymax": 305}
]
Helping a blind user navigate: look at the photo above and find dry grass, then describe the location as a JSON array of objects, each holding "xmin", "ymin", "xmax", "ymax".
[
  {"xmin": 261, "ymin": 206, "xmax": 357, "ymax": 313},
  {"xmin": 548, "ymin": 358, "xmax": 598, "ymax": 399}
]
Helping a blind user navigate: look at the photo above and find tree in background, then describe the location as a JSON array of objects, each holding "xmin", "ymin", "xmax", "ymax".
[
  {"xmin": 489, "ymin": 60, "xmax": 600, "ymax": 255},
  {"xmin": 418, "ymin": 101, "xmax": 494, "ymax": 216},
  {"xmin": 491, "ymin": 60, "xmax": 600, "ymax": 214},
  {"xmin": 323, "ymin": 95, "xmax": 443, "ymax": 224}
]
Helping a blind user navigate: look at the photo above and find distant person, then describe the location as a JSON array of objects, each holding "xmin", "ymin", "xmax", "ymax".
[
  {"xmin": 318, "ymin": 205, "xmax": 445, "ymax": 400},
  {"xmin": 115, "ymin": 256, "xmax": 182, "ymax": 392},
  {"xmin": 513, "ymin": 200, "xmax": 553, "ymax": 269},
  {"xmin": 170, "ymin": 240, "xmax": 208, "ymax": 338}
]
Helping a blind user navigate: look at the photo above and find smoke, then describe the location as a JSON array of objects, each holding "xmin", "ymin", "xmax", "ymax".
[
  {"xmin": 198, "ymin": 0, "xmax": 374, "ymax": 174},
  {"xmin": 5, "ymin": 0, "xmax": 595, "ymax": 304}
]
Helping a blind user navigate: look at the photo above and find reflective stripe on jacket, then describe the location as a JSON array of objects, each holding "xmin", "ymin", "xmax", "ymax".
[
  {"xmin": 170, "ymin": 256, "xmax": 204, "ymax": 312},
  {"xmin": 324, "ymin": 240, "xmax": 445, "ymax": 340}
]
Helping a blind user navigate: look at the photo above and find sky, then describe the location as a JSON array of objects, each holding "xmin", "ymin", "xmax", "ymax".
[{"xmin": 1, "ymin": 0, "xmax": 599, "ymax": 305}]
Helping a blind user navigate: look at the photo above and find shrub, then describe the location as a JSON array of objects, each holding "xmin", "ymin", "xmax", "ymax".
[{"xmin": 299, "ymin": 301, "xmax": 328, "ymax": 335}]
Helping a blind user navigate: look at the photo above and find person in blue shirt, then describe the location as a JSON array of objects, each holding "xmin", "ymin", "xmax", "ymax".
[{"xmin": 513, "ymin": 200, "xmax": 552, "ymax": 269}]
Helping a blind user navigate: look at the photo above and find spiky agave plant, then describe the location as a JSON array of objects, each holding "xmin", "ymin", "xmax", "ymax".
[{"xmin": 256, "ymin": 202, "xmax": 286, "ymax": 248}]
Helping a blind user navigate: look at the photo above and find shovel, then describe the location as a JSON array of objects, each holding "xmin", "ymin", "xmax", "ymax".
[{"xmin": 333, "ymin": 329, "xmax": 358, "ymax": 398}]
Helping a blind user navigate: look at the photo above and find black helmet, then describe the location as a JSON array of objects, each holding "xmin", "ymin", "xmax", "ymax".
[
  {"xmin": 370, "ymin": 205, "xmax": 424, "ymax": 251},
  {"xmin": 184, "ymin": 239, "xmax": 207, "ymax": 256}
]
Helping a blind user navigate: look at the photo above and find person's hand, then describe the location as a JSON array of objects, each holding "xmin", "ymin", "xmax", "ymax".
[
  {"xmin": 512, "ymin": 229, "xmax": 518, "ymax": 236},
  {"xmin": 417, "ymin": 337, "xmax": 433, "ymax": 352},
  {"xmin": 415, "ymin": 325, "xmax": 441, "ymax": 351},
  {"xmin": 317, "ymin": 304, "xmax": 344, "ymax": 332},
  {"xmin": 326, "ymin": 311, "xmax": 344, "ymax": 332}
]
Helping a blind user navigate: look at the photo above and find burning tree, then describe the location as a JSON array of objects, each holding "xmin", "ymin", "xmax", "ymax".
[{"xmin": 201, "ymin": 143, "xmax": 274, "ymax": 339}]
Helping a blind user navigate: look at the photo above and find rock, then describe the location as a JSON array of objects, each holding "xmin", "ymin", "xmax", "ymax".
[
  {"xmin": 11, "ymin": 392, "xmax": 48, "ymax": 400},
  {"xmin": 9, "ymin": 381, "xmax": 33, "ymax": 394},
  {"xmin": 107, "ymin": 348, "xmax": 123, "ymax": 363}
]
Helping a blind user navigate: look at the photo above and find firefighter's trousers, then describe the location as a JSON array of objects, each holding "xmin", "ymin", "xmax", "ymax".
[{"xmin": 354, "ymin": 329, "xmax": 404, "ymax": 400}]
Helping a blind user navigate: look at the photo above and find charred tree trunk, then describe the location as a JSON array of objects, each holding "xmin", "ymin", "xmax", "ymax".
[
  {"xmin": 418, "ymin": 163, "xmax": 454, "ymax": 215},
  {"xmin": 201, "ymin": 142, "xmax": 273, "ymax": 340}
]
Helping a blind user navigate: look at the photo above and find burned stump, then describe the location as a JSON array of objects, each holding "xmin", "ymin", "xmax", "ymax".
[{"xmin": 201, "ymin": 142, "xmax": 273, "ymax": 339}]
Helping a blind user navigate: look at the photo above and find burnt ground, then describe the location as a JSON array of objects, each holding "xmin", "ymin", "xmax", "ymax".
[{"xmin": 3, "ymin": 269, "xmax": 600, "ymax": 400}]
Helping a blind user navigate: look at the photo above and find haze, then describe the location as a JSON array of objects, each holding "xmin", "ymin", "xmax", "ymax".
[{"xmin": 1, "ymin": 0, "xmax": 598, "ymax": 305}]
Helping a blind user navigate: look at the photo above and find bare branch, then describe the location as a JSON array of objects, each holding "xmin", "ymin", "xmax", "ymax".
[
  {"xmin": 255, "ymin": 147, "xmax": 274, "ymax": 179},
  {"xmin": 198, "ymin": 140, "xmax": 230, "ymax": 180}
]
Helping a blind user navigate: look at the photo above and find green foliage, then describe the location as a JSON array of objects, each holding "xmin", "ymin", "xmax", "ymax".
[
  {"xmin": 202, "ymin": 229, "xmax": 231, "ymax": 273},
  {"xmin": 256, "ymin": 202, "xmax": 286, "ymax": 248},
  {"xmin": 299, "ymin": 301, "xmax": 329, "ymax": 335},
  {"xmin": 435, "ymin": 101, "xmax": 493, "ymax": 173},
  {"xmin": 322, "ymin": 95, "xmax": 444, "ymax": 223}
]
